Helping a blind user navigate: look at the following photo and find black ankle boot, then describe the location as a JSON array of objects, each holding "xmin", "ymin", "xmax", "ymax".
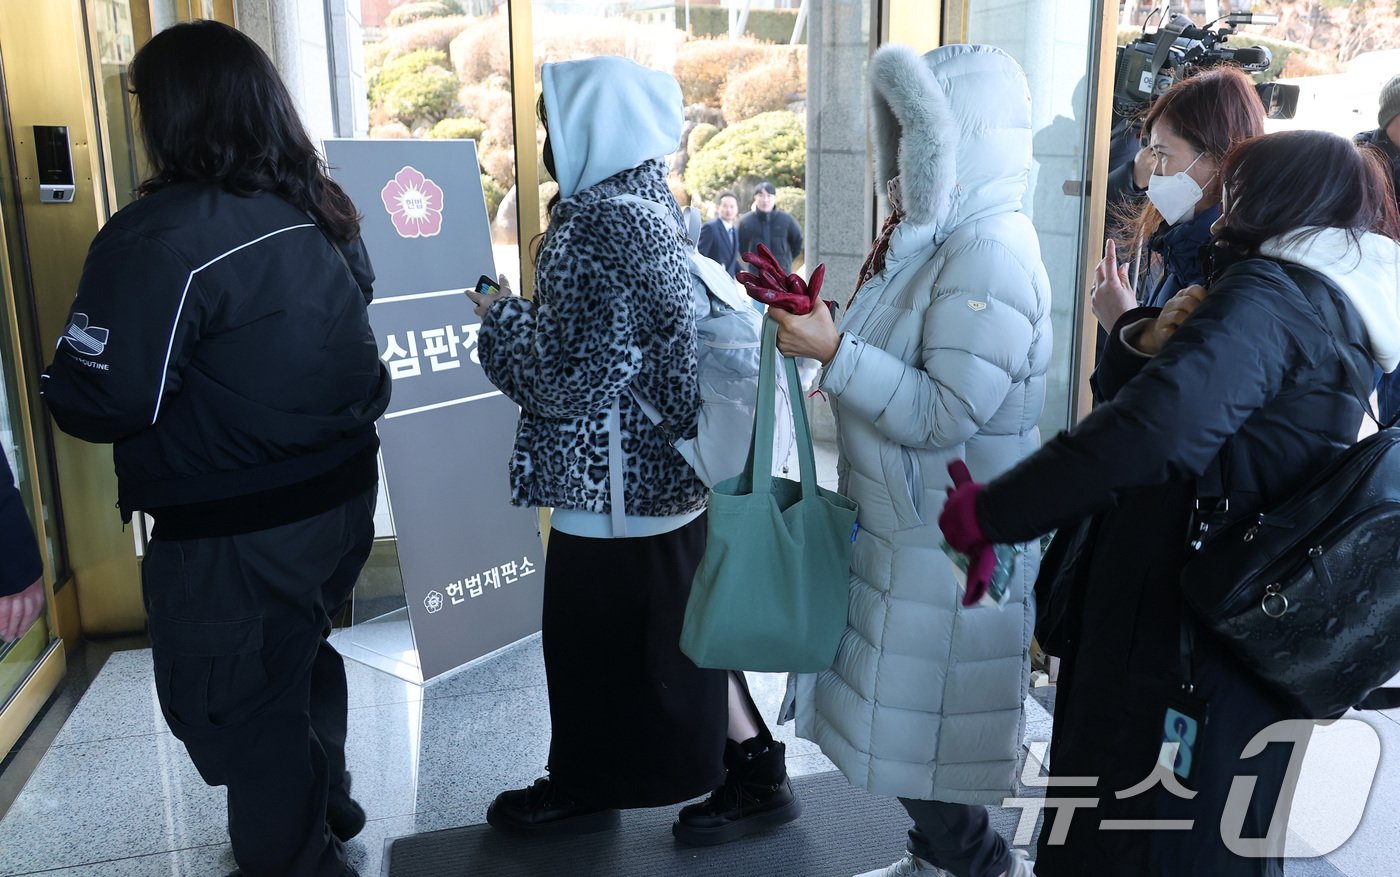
[
  {"xmin": 487, "ymin": 777, "xmax": 621, "ymax": 836},
  {"xmin": 672, "ymin": 737, "xmax": 801, "ymax": 846}
]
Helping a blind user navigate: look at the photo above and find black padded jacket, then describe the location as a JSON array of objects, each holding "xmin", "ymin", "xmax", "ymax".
[{"xmin": 42, "ymin": 183, "xmax": 390, "ymax": 538}]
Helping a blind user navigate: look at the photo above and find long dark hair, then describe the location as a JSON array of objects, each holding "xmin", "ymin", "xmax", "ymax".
[
  {"xmin": 1214, "ymin": 129, "xmax": 1400, "ymax": 254},
  {"xmin": 129, "ymin": 20, "xmax": 361, "ymax": 240},
  {"xmin": 530, "ymin": 93, "xmax": 560, "ymax": 265},
  {"xmin": 1115, "ymin": 67, "xmax": 1265, "ymax": 255}
]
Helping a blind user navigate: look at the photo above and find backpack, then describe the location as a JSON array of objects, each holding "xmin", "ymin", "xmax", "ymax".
[
  {"xmin": 1180, "ymin": 264, "xmax": 1400, "ymax": 718},
  {"xmin": 609, "ymin": 195, "xmax": 796, "ymax": 487}
]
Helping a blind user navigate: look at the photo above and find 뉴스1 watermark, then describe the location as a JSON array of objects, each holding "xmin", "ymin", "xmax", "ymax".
[{"xmin": 1003, "ymin": 718, "xmax": 1382, "ymax": 857}]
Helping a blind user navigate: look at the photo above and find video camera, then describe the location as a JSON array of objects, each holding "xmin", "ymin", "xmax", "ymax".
[{"xmin": 1114, "ymin": 11, "xmax": 1299, "ymax": 121}]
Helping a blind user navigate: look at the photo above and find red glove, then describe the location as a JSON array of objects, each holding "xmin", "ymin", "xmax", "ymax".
[
  {"xmin": 939, "ymin": 460, "xmax": 996, "ymax": 607},
  {"xmin": 737, "ymin": 244, "xmax": 836, "ymax": 317}
]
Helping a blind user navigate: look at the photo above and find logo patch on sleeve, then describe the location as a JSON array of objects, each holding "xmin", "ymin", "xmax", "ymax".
[{"xmin": 62, "ymin": 313, "xmax": 109, "ymax": 357}]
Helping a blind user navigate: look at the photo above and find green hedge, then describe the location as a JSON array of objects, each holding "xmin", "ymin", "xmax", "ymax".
[
  {"xmin": 429, "ymin": 117, "xmax": 487, "ymax": 141},
  {"xmin": 775, "ymin": 185, "xmax": 804, "ymax": 230},
  {"xmin": 679, "ymin": 6, "xmax": 804, "ymax": 44},
  {"xmin": 385, "ymin": 1, "xmax": 465, "ymax": 28},
  {"xmin": 687, "ymin": 122, "xmax": 720, "ymax": 156},
  {"xmin": 370, "ymin": 48, "xmax": 457, "ymax": 125},
  {"xmin": 685, "ymin": 110, "xmax": 805, "ymax": 200},
  {"xmin": 481, "ymin": 173, "xmax": 505, "ymax": 222}
]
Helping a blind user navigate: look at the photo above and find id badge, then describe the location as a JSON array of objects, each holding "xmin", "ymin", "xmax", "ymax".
[{"xmin": 1159, "ymin": 688, "xmax": 1209, "ymax": 789}]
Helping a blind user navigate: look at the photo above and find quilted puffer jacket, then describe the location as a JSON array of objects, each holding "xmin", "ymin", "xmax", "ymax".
[{"xmin": 785, "ymin": 43, "xmax": 1052, "ymax": 804}]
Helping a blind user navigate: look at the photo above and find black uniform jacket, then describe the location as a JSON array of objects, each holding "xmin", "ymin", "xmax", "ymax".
[{"xmin": 43, "ymin": 183, "xmax": 390, "ymax": 538}]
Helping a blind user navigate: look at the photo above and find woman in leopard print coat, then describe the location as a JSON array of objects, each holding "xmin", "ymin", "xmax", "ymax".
[{"xmin": 472, "ymin": 56, "xmax": 796, "ymax": 845}]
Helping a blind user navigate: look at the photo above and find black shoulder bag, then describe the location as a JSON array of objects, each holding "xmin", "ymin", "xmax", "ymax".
[{"xmin": 1179, "ymin": 264, "xmax": 1400, "ymax": 719}]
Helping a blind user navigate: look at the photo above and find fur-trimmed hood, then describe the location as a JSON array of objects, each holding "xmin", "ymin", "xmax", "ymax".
[{"xmin": 869, "ymin": 43, "xmax": 1033, "ymax": 234}]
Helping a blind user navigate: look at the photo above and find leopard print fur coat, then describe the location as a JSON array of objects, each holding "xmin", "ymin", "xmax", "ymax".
[{"xmin": 478, "ymin": 159, "xmax": 705, "ymax": 516}]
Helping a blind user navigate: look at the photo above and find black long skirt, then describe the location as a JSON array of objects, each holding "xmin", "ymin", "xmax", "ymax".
[{"xmin": 540, "ymin": 513, "xmax": 727, "ymax": 808}]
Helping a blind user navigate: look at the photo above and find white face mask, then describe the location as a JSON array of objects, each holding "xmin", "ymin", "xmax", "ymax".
[{"xmin": 1147, "ymin": 153, "xmax": 1207, "ymax": 226}]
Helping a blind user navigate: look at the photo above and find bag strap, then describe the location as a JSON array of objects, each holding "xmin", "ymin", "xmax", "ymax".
[
  {"xmin": 739, "ymin": 318, "xmax": 815, "ymax": 497},
  {"xmin": 1357, "ymin": 688, "xmax": 1400, "ymax": 710}
]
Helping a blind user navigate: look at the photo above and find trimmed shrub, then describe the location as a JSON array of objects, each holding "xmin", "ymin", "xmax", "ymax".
[
  {"xmin": 456, "ymin": 82, "xmax": 513, "ymax": 141},
  {"xmin": 775, "ymin": 185, "xmax": 805, "ymax": 230},
  {"xmin": 721, "ymin": 51, "xmax": 806, "ymax": 123},
  {"xmin": 539, "ymin": 181, "xmax": 560, "ymax": 230},
  {"xmin": 363, "ymin": 39, "xmax": 391, "ymax": 75},
  {"xmin": 479, "ymin": 145, "xmax": 516, "ymax": 191},
  {"xmin": 481, "ymin": 173, "xmax": 505, "ymax": 222},
  {"xmin": 451, "ymin": 13, "xmax": 682, "ymax": 85},
  {"xmin": 685, "ymin": 110, "xmax": 805, "ymax": 199},
  {"xmin": 381, "ymin": 15, "xmax": 473, "ymax": 59},
  {"xmin": 449, "ymin": 15, "xmax": 511, "ymax": 83},
  {"xmin": 667, "ymin": 174, "xmax": 689, "ymax": 208},
  {"xmin": 687, "ymin": 122, "xmax": 719, "ymax": 156},
  {"xmin": 430, "ymin": 117, "xmax": 487, "ymax": 140},
  {"xmin": 680, "ymin": 6, "xmax": 804, "ymax": 44},
  {"xmin": 371, "ymin": 49, "xmax": 458, "ymax": 125},
  {"xmin": 370, "ymin": 121, "xmax": 412, "ymax": 139},
  {"xmin": 674, "ymin": 38, "xmax": 770, "ymax": 106},
  {"xmin": 380, "ymin": 66, "xmax": 457, "ymax": 125},
  {"xmin": 385, "ymin": 1, "xmax": 464, "ymax": 28}
]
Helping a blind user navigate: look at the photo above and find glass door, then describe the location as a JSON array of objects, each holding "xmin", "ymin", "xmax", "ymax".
[
  {"xmin": 0, "ymin": 218, "xmax": 54, "ymax": 712},
  {"xmin": 952, "ymin": 0, "xmax": 1117, "ymax": 437},
  {"xmin": 0, "ymin": 24, "xmax": 62, "ymax": 749}
]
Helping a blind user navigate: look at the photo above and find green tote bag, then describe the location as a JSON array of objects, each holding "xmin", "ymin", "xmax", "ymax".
[{"xmin": 680, "ymin": 317, "xmax": 859, "ymax": 672}]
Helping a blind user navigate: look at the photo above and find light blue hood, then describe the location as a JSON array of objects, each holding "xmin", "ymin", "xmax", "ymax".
[{"xmin": 541, "ymin": 56, "xmax": 684, "ymax": 200}]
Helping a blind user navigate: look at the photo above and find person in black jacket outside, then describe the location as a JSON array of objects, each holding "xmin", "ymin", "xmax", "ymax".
[
  {"xmin": 738, "ymin": 181, "xmax": 803, "ymax": 273},
  {"xmin": 1355, "ymin": 75, "xmax": 1400, "ymax": 197},
  {"xmin": 1089, "ymin": 68, "xmax": 1264, "ymax": 337},
  {"xmin": 0, "ymin": 449, "xmax": 44, "ymax": 643},
  {"xmin": 42, "ymin": 22, "xmax": 389, "ymax": 877},
  {"xmin": 1356, "ymin": 74, "xmax": 1400, "ymax": 423},
  {"xmin": 941, "ymin": 130, "xmax": 1400, "ymax": 876}
]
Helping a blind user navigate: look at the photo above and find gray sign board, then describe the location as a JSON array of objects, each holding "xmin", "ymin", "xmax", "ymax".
[{"xmin": 326, "ymin": 139, "xmax": 543, "ymax": 681}]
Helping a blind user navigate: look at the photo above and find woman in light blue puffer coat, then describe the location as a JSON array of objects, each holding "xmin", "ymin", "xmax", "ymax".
[{"xmin": 768, "ymin": 44, "xmax": 1051, "ymax": 877}]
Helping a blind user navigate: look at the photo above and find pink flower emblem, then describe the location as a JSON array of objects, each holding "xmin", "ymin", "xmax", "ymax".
[{"xmin": 381, "ymin": 166, "xmax": 445, "ymax": 238}]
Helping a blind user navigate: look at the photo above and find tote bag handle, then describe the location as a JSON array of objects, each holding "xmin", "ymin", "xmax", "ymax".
[{"xmin": 740, "ymin": 317, "xmax": 818, "ymax": 498}]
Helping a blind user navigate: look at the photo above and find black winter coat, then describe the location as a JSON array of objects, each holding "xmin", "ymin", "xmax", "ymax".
[
  {"xmin": 1140, "ymin": 206, "xmax": 1219, "ymax": 311},
  {"xmin": 978, "ymin": 257, "xmax": 1363, "ymax": 877},
  {"xmin": 42, "ymin": 183, "xmax": 390, "ymax": 538},
  {"xmin": 737, "ymin": 208, "xmax": 803, "ymax": 273}
]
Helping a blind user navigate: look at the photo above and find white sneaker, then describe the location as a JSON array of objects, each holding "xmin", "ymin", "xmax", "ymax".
[
  {"xmin": 1004, "ymin": 848, "xmax": 1037, "ymax": 877},
  {"xmin": 853, "ymin": 852, "xmax": 949, "ymax": 877}
]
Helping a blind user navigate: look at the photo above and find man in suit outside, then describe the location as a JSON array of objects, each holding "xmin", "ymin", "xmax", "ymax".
[
  {"xmin": 698, "ymin": 191, "xmax": 741, "ymax": 277},
  {"xmin": 738, "ymin": 181, "xmax": 803, "ymax": 274}
]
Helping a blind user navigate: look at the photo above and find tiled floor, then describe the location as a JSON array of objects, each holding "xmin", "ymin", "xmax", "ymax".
[
  {"xmin": 0, "ymin": 635, "xmax": 854, "ymax": 877},
  {"xmin": 2, "ymin": 629, "xmax": 1397, "ymax": 875}
]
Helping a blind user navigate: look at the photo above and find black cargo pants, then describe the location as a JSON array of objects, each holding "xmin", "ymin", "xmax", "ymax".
[{"xmin": 141, "ymin": 488, "xmax": 375, "ymax": 877}]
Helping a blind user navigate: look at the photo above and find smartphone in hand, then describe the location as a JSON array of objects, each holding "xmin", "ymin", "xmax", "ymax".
[{"xmin": 473, "ymin": 274, "xmax": 500, "ymax": 298}]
